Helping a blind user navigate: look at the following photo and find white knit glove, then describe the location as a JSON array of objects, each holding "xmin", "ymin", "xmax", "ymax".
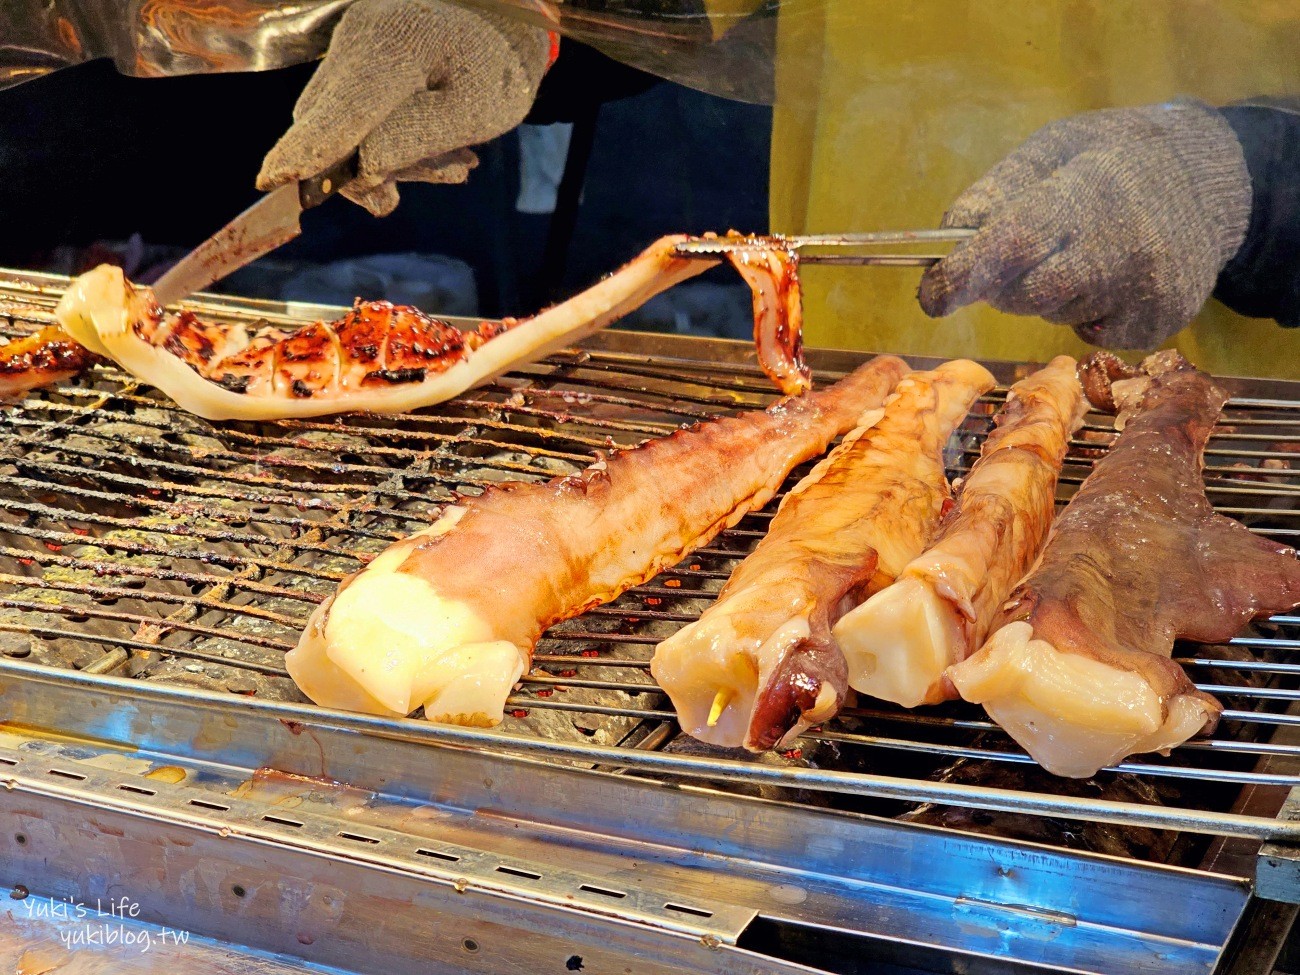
[
  {"xmin": 257, "ymin": 0, "xmax": 551, "ymax": 216},
  {"xmin": 919, "ymin": 100, "xmax": 1253, "ymax": 350}
]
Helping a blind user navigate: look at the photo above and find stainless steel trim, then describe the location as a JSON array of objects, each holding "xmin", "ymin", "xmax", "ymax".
[
  {"xmin": 0, "ymin": 658, "xmax": 1296, "ymax": 841},
  {"xmin": 0, "ymin": 664, "xmax": 1257, "ymax": 975}
]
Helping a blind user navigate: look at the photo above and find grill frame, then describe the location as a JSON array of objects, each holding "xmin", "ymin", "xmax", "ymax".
[
  {"xmin": 2, "ymin": 265, "xmax": 1300, "ymax": 848},
  {"xmin": 0, "ymin": 659, "xmax": 1263, "ymax": 975}
]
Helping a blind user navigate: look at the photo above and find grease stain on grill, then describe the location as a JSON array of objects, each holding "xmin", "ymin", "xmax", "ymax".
[{"xmin": 144, "ymin": 765, "xmax": 186, "ymax": 784}]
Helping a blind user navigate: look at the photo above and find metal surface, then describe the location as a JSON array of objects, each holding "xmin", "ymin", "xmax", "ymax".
[
  {"xmin": 0, "ymin": 668, "xmax": 1256, "ymax": 975},
  {"xmin": 673, "ymin": 229, "xmax": 975, "ymax": 266},
  {"xmin": 0, "ymin": 901, "xmax": 329, "ymax": 974},
  {"xmin": 1217, "ymin": 898, "xmax": 1300, "ymax": 975},
  {"xmin": 1260, "ymin": 790, "xmax": 1300, "ymax": 901},
  {"xmin": 1, "ymin": 266, "xmax": 1300, "ymax": 972}
]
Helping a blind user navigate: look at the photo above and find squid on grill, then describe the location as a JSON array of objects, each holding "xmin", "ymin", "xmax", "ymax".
[
  {"xmin": 833, "ymin": 356, "xmax": 1085, "ymax": 708},
  {"xmin": 947, "ymin": 351, "xmax": 1300, "ymax": 778},
  {"xmin": 47, "ymin": 235, "xmax": 808, "ymax": 420},
  {"xmin": 0, "ymin": 325, "xmax": 102, "ymax": 402},
  {"xmin": 284, "ymin": 355, "xmax": 908, "ymax": 727},
  {"xmin": 650, "ymin": 360, "xmax": 994, "ymax": 751}
]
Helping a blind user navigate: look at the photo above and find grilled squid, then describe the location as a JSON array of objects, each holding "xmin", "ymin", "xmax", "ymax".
[
  {"xmin": 948, "ymin": 352, "xmax": 1300, "ymax": 777},
  {"xmin": 0, "ymin": 325, "xmax": 102, "ymax": 402},
  {"xmin": 650, "ymin": 360, "xmax": 994, "ymax": 751},
  {"xmin": 49, "ymin": 234, "xmax": 809, "ymax": 420},
  {"xmin": 285, "ymin": 356, "xmax": 908, "ymax": 727},
  {"xmin": 833, "ymin": 356, "xmax": 1085, "ymax": 708},
  {"xmin": 725, "ymin": 240, "xmax": 808, "ymax": 396}
]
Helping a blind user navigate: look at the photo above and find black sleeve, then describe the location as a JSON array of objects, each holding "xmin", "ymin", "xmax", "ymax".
[{"xmin": 1213, "ymin": 102, "xmax": 1300, "ymax": 328}]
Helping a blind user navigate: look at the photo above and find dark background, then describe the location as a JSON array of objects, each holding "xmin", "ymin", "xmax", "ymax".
[{"xmin": 0, "ymin": 42, "xmax": 771, "ymax": 335}]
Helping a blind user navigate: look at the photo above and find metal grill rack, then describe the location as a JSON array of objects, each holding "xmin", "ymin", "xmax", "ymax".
[
  {"xmin": 7, "ymin": 269, "xmax": 1300, "ymax": 974},
  {"xmin": 0, "ymin": 269, "xmax": 1299, "ymax": 846}
]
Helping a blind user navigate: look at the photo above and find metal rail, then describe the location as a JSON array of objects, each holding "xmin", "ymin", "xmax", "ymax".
[{"xmin": 1, "ymin": 270, "xmax": 1299, "ymax": 849}]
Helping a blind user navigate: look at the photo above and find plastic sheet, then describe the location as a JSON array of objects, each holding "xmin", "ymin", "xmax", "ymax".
[
  {"xmin": 11, "ymin": 0, "xmax": 1298, "ymax": 378},
  {"xmin": 0, "ymin": 1, "xmax": 351, "ymax": 85},
  {"xmin": 0, "ymin": 0, "xmax": 779, "ymax": 103}
]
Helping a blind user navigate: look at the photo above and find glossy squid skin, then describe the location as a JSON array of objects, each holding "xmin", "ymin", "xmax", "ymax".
[
  {"xmin": 44, "ymin": 234, "xmax": 812, "ymax": 420},
  {"xmin": 286, "ymin": 356, "xmax": 908, "ymax": 727},
  {"xmin": 651, "ymin": 360, "xmax": 993, "ymax": 752},
  {"xmin": 990, "ymin": 355, "xmax": 1298, "ymax": 702},
  {"xmin": 0, "ymin": 325, "xmax": 101, "ymax": 401},
  {"xmin": 724, "ymin": 243, "xmax": 809, "ymax": 396},
  {"xmin": 143, "ymin": 299, "xmax": 505, "ymax": 399},
  {"xmin": 922, "ymin": 357, "xmax": 1085, "ymax": 661},
  {"xmin": 56, "ymin": 236, "xmax": 725, "ymax": 419},
  {"xmin": 833, "ymin": 356, "xmax": 1085, "ymax": 708},
  {"xmin": 1077, "ymin": 350, "xmax": 1139, "ymax": 413},
  {"xmin": 948, "ymin": 352, "xmax": 1300, "ymax": 776}
]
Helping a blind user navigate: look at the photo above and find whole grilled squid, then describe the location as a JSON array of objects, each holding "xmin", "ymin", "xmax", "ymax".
[
  {"xmin": 44, "ymin": 235, "xmax": 809, "ymax": 420},
  {"xmin": 285, "ymin": 356, "xmax": 908, "ymax": 727}
]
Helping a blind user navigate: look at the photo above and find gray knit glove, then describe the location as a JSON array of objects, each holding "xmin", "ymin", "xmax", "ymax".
[
  {"xmin": 257, "ymin": 0, "xmax": 551, "ymax": 216},
  {"xmin": 918, "ymin": 100, "xmax": 1253, "ymax": 349}
]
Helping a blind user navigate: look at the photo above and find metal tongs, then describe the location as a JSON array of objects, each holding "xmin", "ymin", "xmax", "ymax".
[{"xmin": 673, "ymin": 229, "xmax": 975, "ymax": 266}]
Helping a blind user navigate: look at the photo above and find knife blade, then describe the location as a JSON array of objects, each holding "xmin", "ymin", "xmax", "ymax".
[{"xmin": 151, "ymin": 153, "xmax": 360, "ymax": 307}]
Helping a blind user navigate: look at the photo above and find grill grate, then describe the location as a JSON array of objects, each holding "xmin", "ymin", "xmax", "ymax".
[{"xmin": 2, "ymin": 269, "xmax": 1299, "ymax": 850}]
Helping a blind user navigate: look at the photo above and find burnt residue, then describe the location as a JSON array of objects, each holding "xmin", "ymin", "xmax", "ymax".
[
  {"xmin": 367, "ymin": 367, "xmax": 427, "ymax": 386},
  {"xmin": 216, "ymin": 373, "xmax": 251, "ymax": 394},
  {"xmin": 29, "ymin": 294, "xmax": 519, "ymax": 407},
  {"xmin": 161, "ymin": 311, "xmax": 220, "ymax": 363},
  {"xmin": 651, "ymin": 733, "xmax": 839, "ymax": 809},
  {"xmin": 0, "ymin": 325, "xmax": 101, "ymax": 400},
  {"xmin": 898, "ymin": 750, "xmax": 1187, "ymax": 862}
]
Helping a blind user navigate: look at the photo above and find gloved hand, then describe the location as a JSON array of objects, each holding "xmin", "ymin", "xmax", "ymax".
[
  {"xmin": 257, "ymin": 0, "xmax": 552, "ymax": 217},
  {"xmin": 918, "ymin": 100, "xmax": 1253, "ymax": 350}
]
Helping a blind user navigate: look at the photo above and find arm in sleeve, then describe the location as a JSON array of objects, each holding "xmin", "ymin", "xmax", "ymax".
[{"xmin": 1214, "ymin": 102, "xmax": 1300, "ymax": 328}]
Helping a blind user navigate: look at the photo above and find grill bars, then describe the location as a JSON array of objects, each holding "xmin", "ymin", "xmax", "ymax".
[{"xmin": 1, "ymin": 271, "xmax": 1299, "ymax": 844}]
